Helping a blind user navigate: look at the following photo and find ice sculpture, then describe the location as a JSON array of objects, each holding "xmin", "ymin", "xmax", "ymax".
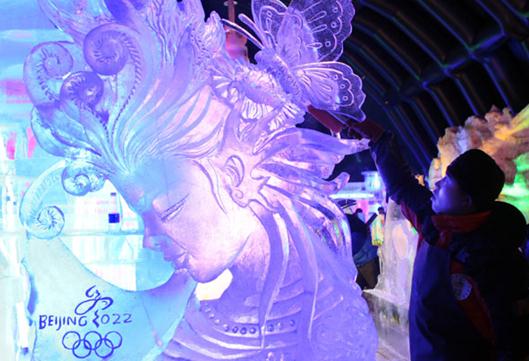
[
  {"xmin": 364, "ymin": 201, "xmax": 417, "ymax": 360},
  {"xmin": 21, "ymin": 0, "xmax": 377, "ymax": 360}
]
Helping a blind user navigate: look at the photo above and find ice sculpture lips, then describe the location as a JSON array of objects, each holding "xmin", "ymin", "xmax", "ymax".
[
  {"xmin": 171, "ymin": 252, "xmax": 189, "ymax": 270},
  {"xmin": 158, "ymin": 240, "xmax": 188, "ymax": 269},
  {"xmin": 148, "ymin": 235, "xmax": 171, "ymax": 252},
  {"xmin": 148, "ymin": 235, "xmax": 188, "ymax": 269}
]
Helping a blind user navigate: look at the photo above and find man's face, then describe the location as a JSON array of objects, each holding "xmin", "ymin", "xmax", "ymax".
[{"xmin": 431, "ymin": 175, "xmax": 472, "ymax": 215}]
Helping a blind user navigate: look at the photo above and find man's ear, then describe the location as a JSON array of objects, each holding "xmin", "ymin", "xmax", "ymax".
[{"xmin": 461, "ymin": 193, "xmax": 475, "ymax": 212}]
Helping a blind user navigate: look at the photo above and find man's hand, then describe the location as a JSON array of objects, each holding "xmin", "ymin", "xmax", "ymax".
[
  {"xmin": 306, "ymin": 106, "xmax": 385, "ymax": 143},
  {"xmin": 347, "ymin": 118, "xmax": 385, "ymax": 143}
]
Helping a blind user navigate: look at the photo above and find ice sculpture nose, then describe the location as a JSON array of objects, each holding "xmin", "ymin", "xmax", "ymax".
[
  {"xmin": 141, "ymin": 210, "xmax": 167, "ymax": 250},
  {"xmin": 143, "ymin": 233, "xmax": 165, "ymax": 251},
  {"xmin": 143, "ymin": 231, "xmax": 176, "ymax": 255}
]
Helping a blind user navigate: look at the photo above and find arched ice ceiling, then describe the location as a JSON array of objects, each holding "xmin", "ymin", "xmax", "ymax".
[{"xmin": 204, "ymin": 0, "xmax": 529, "ymax": 174}]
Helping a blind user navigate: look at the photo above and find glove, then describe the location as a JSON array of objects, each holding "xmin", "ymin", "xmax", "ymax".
[{"xmin": 347, "ymin": 118, "xmax": 385, "ymax": 143}]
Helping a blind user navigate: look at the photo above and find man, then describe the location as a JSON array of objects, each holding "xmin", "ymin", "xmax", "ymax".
[
  {"xmin": 377, "ymin": 206, "xmax": 386, "ymax": 219},
  {"xmin": 349, "ymin": 119, "xmax": 529, "ymax": 361},
  {"xmin": 337, "ymin": 201, "xmax": 380, "ymax": 289},
  {"xmin": 371, "ymin": 206, "xmax": 386, "ymax": 246},
  {"xmin": 350, "ymin": 208, "xmax": 380, "ymax": 289}
]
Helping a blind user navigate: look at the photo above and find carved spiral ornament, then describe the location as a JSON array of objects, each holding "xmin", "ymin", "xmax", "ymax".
[
  {"xmin": 59, "ymin": 71, "xmax": 104, "ymax": 109},
  {"xmin": 61, "ymin": 162, "xmax": 106, "ymax": 196},
  {"xmin": 83, "ymin": 24, "xmax": 137, "ymax": 76},
  {"xmin": 24, "ymin": 42, "xmax": 74, "ymax": 105},
  {"xmin": 31, "ymin": 206, "xmax": 66, "ymax": 239},
  {"xmin": 38, "ymin": 42, "xmax": 74, "ymax": 78}
]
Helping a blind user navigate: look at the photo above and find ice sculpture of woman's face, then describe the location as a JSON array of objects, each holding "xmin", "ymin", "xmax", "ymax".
[{"xmin": 116, "ymin": 158, "xmax": 259, "ymax": 283}]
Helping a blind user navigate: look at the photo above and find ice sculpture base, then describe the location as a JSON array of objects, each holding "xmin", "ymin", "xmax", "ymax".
[{"xmin": 365, "ymin": 290, "xmax": 410, "ymax": 361}]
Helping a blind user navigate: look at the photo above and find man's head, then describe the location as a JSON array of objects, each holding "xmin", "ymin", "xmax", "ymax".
[{"xmin": 431, "ymin": 149, "xmax": 505, "ymax": 215}]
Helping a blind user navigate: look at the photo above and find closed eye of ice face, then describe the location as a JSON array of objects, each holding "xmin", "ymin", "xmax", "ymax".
[{"xmin": 159, "ymin": 194, "xmax": 188, "ymax": 223}]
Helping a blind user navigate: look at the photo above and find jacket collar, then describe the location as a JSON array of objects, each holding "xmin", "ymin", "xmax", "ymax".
[{"xmin": 432, "ymin": 211, "xmax": 491, "ymax": 233}]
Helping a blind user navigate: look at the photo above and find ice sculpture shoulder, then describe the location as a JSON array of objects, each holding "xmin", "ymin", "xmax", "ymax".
[{"xmin": 23, "ymin": 0, "xmax": 377, "ymax": 359}]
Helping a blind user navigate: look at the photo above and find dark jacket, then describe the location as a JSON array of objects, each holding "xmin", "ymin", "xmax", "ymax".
[
  {"xmin": 347, "ymin": 213, "xmax": 378, "ymax": 266},
  {"xmin": 371, "ymin": 132, "xmax": 529, "ymax": 361}
]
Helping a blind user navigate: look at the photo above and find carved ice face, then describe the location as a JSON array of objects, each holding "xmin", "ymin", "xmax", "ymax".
[{"xmin": 117, "ymin": 158, "xmax": 259, "ymax": 282}]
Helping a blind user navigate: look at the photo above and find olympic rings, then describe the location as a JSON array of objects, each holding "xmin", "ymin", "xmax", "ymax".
[{"xmin": 62, "ymin": 330, "xmax": 123, "ymax": 359}]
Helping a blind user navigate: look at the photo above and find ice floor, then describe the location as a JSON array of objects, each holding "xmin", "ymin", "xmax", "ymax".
[{"xmin": 377, "ymin": 342, "xmax": 409, "ymax": 361}]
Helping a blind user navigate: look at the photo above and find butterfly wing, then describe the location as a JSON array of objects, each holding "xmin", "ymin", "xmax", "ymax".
[
  {"xmin": 288, "ymin": 0, "xmax": 355, "ymax": 62},
  {"xmin": 274, "ymin": 9, "xmax": 318, "ymax": 66},
  {"xmin": 249, "ymin": 0, "xmax": 356, "ymax": 65},
  {"xmin": 248, "ymin": 0, "xmax": 288, "ymax": 48},
  {"xmin": 248, "ymin": 0, "xmax": 363, "ymax": 122},
  {"xmin": 294, "ymin": 62, "xmax": 365, "ymax": 122}
]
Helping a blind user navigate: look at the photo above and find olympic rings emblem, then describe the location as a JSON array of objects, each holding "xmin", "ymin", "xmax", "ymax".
[{"xmin": 62, "ymin": 330, "xmax": 123, "ymax": 359}]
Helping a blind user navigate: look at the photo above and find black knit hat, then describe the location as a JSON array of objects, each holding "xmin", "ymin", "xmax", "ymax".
[{"xmin": 446, "ymin": 149, "xmax": 505, "ymax": 210}]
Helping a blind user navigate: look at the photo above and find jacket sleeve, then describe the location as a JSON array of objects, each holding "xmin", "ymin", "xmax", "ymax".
[
  {"xmin": 370, "ymin": 131, "xmax": 433, "ymax": 230},
  {"xmin": 456, "ymin": 244, "xmax": 529, "ymax": 361},
  {"xmin": 468, "ymin": 265, "xmax": 516, "ymax": 361}
]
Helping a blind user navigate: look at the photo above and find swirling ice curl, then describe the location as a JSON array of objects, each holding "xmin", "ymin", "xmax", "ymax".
[{"xmin": 25, "ymin": 0, "xmax": 219, "ymax": 191}]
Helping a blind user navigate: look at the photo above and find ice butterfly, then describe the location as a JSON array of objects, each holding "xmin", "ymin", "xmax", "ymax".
[{"xmin": 223, "ymin": 0, "xmax": 366, "ymax": 124}]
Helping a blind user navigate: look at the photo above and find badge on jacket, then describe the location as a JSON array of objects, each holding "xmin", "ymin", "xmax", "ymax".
[{"xmin": 451, "ymin": 273, "xmax": 472, "ymax": 301}]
